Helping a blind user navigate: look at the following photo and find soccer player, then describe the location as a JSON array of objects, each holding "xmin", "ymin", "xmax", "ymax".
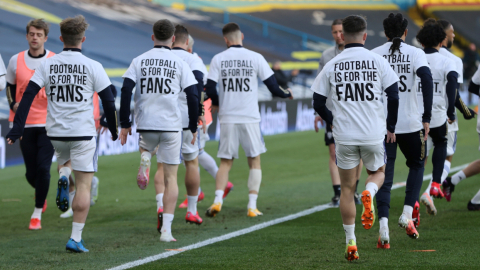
[
  {"xmin": 312, "ymin": 15, "xmax": 399, "ymax": 261},
  {"xmin": 178, "ymin": 34, "xmax": 234, "ymax": 209},
  {"xmin": 6, "ymin": 19, "xmax": 55, "ymax": 230},
  {"xmin": 372, "ymin": 13, "xmax": 433, "ymax": 245},
  {"xmin": 416, "ymin": 19, "xmax": 457, "ymax": 214},
  {"xmin": 442, "ymin": 65, "xmax": 480, "ymax": 210},
  {"xmin": 205, "ymin": 22, "xmax": 292, "ymax": 218},
  {"xmin": 119, "ymin": 19, "xmax": 199, "ymax": 242},
  {"xmin": 314, "ymin": 18, "xmax": 363, "ymax": 207},
  {"xmin": 6, "ymin": 15, "xmax": 118, "ymax": 253}
]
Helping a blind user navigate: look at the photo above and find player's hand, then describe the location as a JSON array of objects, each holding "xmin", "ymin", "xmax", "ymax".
[
  {"xmin": 386, "ymin": 131, "xmax": 396, "ymax": 143},
  {"xmin": 211, "ymin": 105, "xmax": 219, "ymax": 114},
  {"xmin": 314, "ymin": 116, "xmax": 324, "ymax": 133},
  {"xmin": 120, "ymin": 127, "xmax": 132, "ymax": 146},
  {"xmin": 12, "ymin": 103, "xmax": 19, "ymax": 113},
  {"xmin": 287, "ymin": 88, "xmax": 293, "ymax": 100},
  {"xmin": 191, "ymin": 132, "xmax": 198, "ymax": 145},
  {"xmin": 422, "ymin": 122, "xmax": 430, "ymax": 141},
  {"xmin": 6, "ymin": 136, "xmax": 22, "ymax": 145},
  {"xmin": 198, "ymin": 115, "xmax": 207, "ymax": 134},
  {"xmin": 463, "ymin": 108, "xmax": 477, "ymax": 120},
  {"xmin": 447, "ymin": 118, "xmax": 456, "ymax": 124}
]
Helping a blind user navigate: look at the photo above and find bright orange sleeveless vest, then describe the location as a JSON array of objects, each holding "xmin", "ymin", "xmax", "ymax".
[
  {"xmin": 93, "ymin": 92, "xmax": 100, "ymax": 129},
  {"xmin": 204, "ymin": 99, "xmax": 213, "ymax": 125},
  {"xmin": 8, "ymin": 51, "xmax": 55, "ymax": 124}
]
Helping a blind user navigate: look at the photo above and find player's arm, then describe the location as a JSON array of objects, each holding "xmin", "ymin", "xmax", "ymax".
[
  {"xmin": 119, "ymin": 78, "xmax": 135, "ymax": 129},
  {"xmin": 7, "ymin": 83, "xmax": 17, "ymax": 111},
  {"xmin": 100, "ymin": 85, "xmax": 118, "ymax": 128},
  {"xmin": 6, "ymin": 81, "xmax": 42, "ymax": 143},
  {"xmin": 184, "ymin": 85, "xmax": 199, "ymax": 134},
  {"xmin": 205, "ymin": 79, "xmax": 218, "ymax": 106},
  {"xmin": 192, "ymin": 70, "xmax": 204, "ymax": 115},
  {"xmin": 313, "ymin": 93, "xmax": 333, "ymax": 126},
  {"xmin": 98, "ymin": 84, "xmax": 118, "ymax": 140},
  {"xmin": 263, "ymin": 75, "xmax": 292, "ymax": 99},
  {"xmin": 416, "ymin": 66, "xmax": 433, "ymax": 124},
  {"xmin": 385, "ymin": 82, "xmax": 399, "ymax": 134},
  {"xmin": 455, "ymin": 88, "xmax": 476, "ymax": 119},
  {"xmin": 445, "ymin": 71, "xmax": 458, "ymax": 122}
]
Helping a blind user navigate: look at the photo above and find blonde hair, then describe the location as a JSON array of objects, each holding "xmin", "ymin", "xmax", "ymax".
[{"xmin": 60, "ymin": 15, "xmax": 89, "ymax": 46}]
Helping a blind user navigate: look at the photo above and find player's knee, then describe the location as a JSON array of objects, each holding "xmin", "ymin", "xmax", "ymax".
[
  {"xmin": 183, "ymin": 151, "xmax": 199, "ymax": 162},
  {"xmin": 247, "ymin": 169, "xmax": 262, "ymax": 192},
  {"xmin": 25, "ymin": 171, "xmax": 36, "ymax": 185},
  {"xmin": 37, "ymin": 166, "xmax": 51, "ymax": 180}
]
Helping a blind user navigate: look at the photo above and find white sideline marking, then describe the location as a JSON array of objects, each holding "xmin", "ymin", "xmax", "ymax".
[{"xmin": 108, "ymin": 164, "xmax": 468, "ymax": 270}]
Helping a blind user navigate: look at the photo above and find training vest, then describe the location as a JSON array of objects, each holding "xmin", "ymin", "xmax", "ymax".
[
  {"xmin": 9, "ymin": 51, "xmax": 55, "ymax": 124},
  {"xmin": 93, "ymin": 92, "xmax": 100, "ymax": 129},
  {"xmin": 203, "ymin": 99, "xmax": 213, "ymax": 126}
]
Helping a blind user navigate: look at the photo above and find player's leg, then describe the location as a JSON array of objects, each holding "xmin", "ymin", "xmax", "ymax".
[
  {"xmin": 335, "ymin": 144, "xmax": 361, "ymax": 261},
  {"xmin": 430, "ymin": 123, "xmax": 448, "ymax": 198},
  {"xmin": 397, "ymin": 131, "xmax": 425, "ymax": 238},
  {"xmin": 444, "ymin": 160, "xmax": 480, "ymax": 201},
  {"xmin": 354, "ymin": 160, "xmax": 363, "ymax": 205},
  {"xmin": 137, "ymin": 132, "xmax": 161, "ymax": 190},
  {"xmin": 182, "ymin": 130, "xmax": 202, "ymax": 224},
  {"xmin": 19, "ymin": 128, "xmax": 40, "ymax": 229},
  {"xmin": 246, "ymin": 155, "xmax": 262, "ymax": 216},
  {"xmin": 468, "ymin": 189, "xmax": 480, "ymax": 210},
  {"xmin": 328, "ymin": 143, "xmax": 341, "ymax": 207},
  {"xmin": 154, "ymin": 162, "xmax": 165, "ymax": 233},
  {"xmin": 375, "ymin": 137, "xmax": 396, "ymax": 248},
  {"xmin": 51, "ymin": 141, "xmax": 73, "ymax": 213},
  {"xmin": 441, "ymin": 131, "xmax": 456, "ymax": 200},
  {"xmin": 59, "ymin": 162, "xmax": 75, "ymax": 218},
  {"xmin": 90, "ymin": 135, "xmax": 101, "ymax": 206}
]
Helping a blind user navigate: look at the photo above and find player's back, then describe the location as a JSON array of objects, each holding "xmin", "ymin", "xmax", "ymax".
[
  {"xmin": 31, "ymin": 49, "xmax": 111, "ymax": 137},
  {"xmin": 315, "ymin": 45, "xmax": 398, "ymax": 145},
  {"xmin": 439, "ymin": 47, "xmax": 462, "ymax": 131},
  {"xmin": 372, "ymin": 42, "xmax": 427, "ymax": 134},
  {"xmin": 209, "ymin": 46, "xmax": 273, "ymax": 123}
]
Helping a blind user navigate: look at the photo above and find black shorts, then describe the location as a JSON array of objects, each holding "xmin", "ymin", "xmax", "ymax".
[{"xmin": 324, "ymin": 124, "xmax": 335, "ymax": 146}]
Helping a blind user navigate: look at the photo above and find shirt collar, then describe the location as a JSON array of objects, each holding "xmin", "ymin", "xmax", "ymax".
[
  {"xmin": 154, "ymin": 45, "xmax": 171, "ymax": 50},
  {"xmin": 344, "ymin": 43, "xmax": 364, "ymax": 49},
  {"xmin": 229, "ymin": 45, "xmax": 243, "ymax": 48},
  {"xmin": 424, "ymin": 48, "xmax": 439, "ymax": 54},
  {"xmin": 63, "ymin": 48, "xmax": 81, "ymax": 52},
  {"xmin": 28, "ymin": 50, "xmax": 47, "ymax": 58},
  {"xmin": 172, "ymin": 47, "xmax": 187, "ymax": 52}
]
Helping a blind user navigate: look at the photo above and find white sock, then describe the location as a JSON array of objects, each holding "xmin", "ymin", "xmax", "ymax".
[
  {"xmin": 198, "ymin": 151, "xmax": 219, "ymax": 179},
  {"xmin": 424, "ymin": 179, "xmax": 432, "ymax": 195},
  {"xmin": 365, "ymin": 182, "xmax": 379, "ymax": 198},
  {"xmin": 156, "ymin": 193, "xmax": 164, "ymax": 211},
  {"xmin": 59, "ymin": 167, "xmax": 72, "ymax": 179},
  {"xmin": 403, "ymin": 205, "xmax": 413, "ymax": 220},
  {"xmin": 343, "ymin": 224, "xmax": 356, "ymax": 244},
  {"xmin": 451, "ymin": 170, "xmax": 466, "ymax": 185},
  {"xmin": 214, "ymin": 190, "xmax": 224, "ymax": 204},
  {"xmin": 161, "ymin": 213, "xmax": 174, "ymax": 234},
  {"xmin": 198, "ymin": 187, "xmax": 202, "ymax": 194},
  {"xmin": 71, "ymin": 222, "xmax": 85, "ymax": 242},
  {"xmin": 379, "ymin": 217, "xmax": 388, "ymax": 229},
  {"xmin": 141, "ymin": 151, "xmax": 152, "ymax": 161},
  {"xmin": 31, "ymin": 208, "xmax": 43, "ymax": 220},
  {"xmin": 441, "ymin": 160, "xmax": 452, "ymax": 181},
  {"xmin": 187, "ymin": 195, "xmax": 198, "ymax": 213},
  {"xmin": 69, "ymin": 191, "xmax": 76, "ymax": 207},
  {"xmin": 248, "ymin": 194, "xmax": 258, "ymax": 209},
  {"xmin": 471, "ymin": 189, "xmax": 480, "ymax": 204}
]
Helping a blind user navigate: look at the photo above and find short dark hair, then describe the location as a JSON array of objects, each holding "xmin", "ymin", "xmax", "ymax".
[
  {"xmin": 342, "ymin": 15, "xmax": 367, "ymax": 36},
  {"xmin": 222, "ymin": 22, "xmax": 241, "ymax": 36},
  {"xmin": 416, "ymin": 19, "xmax": 446, "ymax": 48},
  {"xmin": 60, "ymin": 15, "xmax": 89, "ymax": 46},
  {"xmin": 26, "ymin": 19, "xmax": 49, "ymax": 36},
  {"xmin": 174, "ymin": 24, "xmax": 189, "ymax": 45},
  {"xmin": 332, "ymin": 19, "xmax": 343, "ymax": 29},
  {"xmin": 437, "ymin": 19, "xmax": 451, "ymax": 31},
  {"xmin": 153, "ymin": 19, "xmax": 175, "ymax": 41}
]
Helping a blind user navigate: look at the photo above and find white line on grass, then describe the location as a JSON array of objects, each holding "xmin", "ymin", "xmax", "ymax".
[{"xmin": 108, "ymin": 163, "xmax": 469, "ymax": 270}]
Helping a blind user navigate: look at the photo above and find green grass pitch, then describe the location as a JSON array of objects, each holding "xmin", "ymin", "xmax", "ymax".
[{"xmin": 1, "ymin": 117, "xmax": 479, "ymax": 269}]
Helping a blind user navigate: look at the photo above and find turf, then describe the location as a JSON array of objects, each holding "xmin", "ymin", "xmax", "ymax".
[{"xmin": 0, "ymin": 117, "xmax": 479, "ymax": 269}]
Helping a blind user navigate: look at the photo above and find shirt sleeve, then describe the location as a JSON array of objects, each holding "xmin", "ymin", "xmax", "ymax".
[
  {"xmin": 207, "ymin": 56, "xmax": 220, "ymax": 83},
  {"xmin": 256, "ymin": 54, "xmax": 274, "ymax": 81},
  {"xmin": 30, "ymin": 62, "xmax": 47, "ymax": 88},
  {"xmin": 181, "ymin": 62, "xmax": 198, "ymax": 90},
  {"xmin": 444, "ymin": 58, "xmax": 457, "ymax": 82},
  {"xmin": 453, "ymin": 56, "xmax": 463, "ymax": 83},
  {"xmin": 0, "ymin": 54, "xmax": 6, "ymax": 77},
  {"xmin": 310, "ymin": 66, "xmax": 331, "ymax": 97},
  {"xmin": 122, "ymin": 59, "xmax": 137, "ymax": 82},
  {"xmin": 93, "ymin": 63, "xmax": 112, "ymax": 93},
  {"xmin": 414, "ymin": 49, "xmax": 430, "ymax": 71},
  {"xmin": 6, "ymin": 55, "xmax": 18, "ymax": 85},
  {"xmin": 472, "ymin": 67, "xmax": 480, "ymax": 85},
  {"xmin": 379, "ymin": 57, "xmax": 400, "ymax": 89}
]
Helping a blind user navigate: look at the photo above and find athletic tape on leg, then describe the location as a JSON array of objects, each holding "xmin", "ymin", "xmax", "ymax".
[{"xmin": 247, "ymin": 169, "xmax": 262, "ymax": 192}]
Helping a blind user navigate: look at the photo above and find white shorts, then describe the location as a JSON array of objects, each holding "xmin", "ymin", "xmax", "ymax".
[
  {"xmin": 51, "ymin": 137, "xmax": 98, "ymax": 172},
  {"xmin": 182, "ymin": 130, "xmax": 200, "ymax": 161},
  {"xmin": 335, "ymin": 143, "xmax": 386, "ymax": 171},
  {"xmin": 426, "ymin": 131, "xmax": 457, "ymax": 157},
  {"xmin": 199, "ymin": 123, "xmax": 212, "ymax": 149},
  {"xmin": 218, "ymin": 123, "xmax": 266, "ymax": 159},
  {"xmin": 139, "ymin": 132, "xmax": 182, "ymax": 165}
]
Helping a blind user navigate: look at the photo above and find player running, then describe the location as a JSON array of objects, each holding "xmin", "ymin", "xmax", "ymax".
[
  {"xmin": 314, "ymin": 18, "xmax": 363, "ymax": 207},
  {"xmin": 178, "ymin": 35, "xmax": 234, "ymax": 209},
  {"xmin": 5, "ymin": 19, "xmax": 55, "ymax": 230},
  {"xmin": 442, "ymin": 65, "xmax": 480, "ymax": 210},
  {"xmin": 416, "ymin": 19, "xmax": 457, "ymax": 214},
  {"xmin": 7, "ymin": 15, "xmax": 118, "ymax": 253},
  {"xmin": 205, "ymin": 23, "xmax": 292, "ymax": 218},
  {"xmin": 312, "ymin": 15, "xmax": 399, "ymax": 261},
  {"xmin": 119, "ymin": 19, "xmax": 199, "ymax": 242},
  {"xmin": 371, "ymin": 13, "xmax": 433, "ymax": 244}
]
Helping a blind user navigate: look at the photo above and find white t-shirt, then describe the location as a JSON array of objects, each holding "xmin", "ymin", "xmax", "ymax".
[
  {"xmin": 416, "ymin": 51, "xmax": 456, "ymax": 129},
  {"xmin": 311, "ymin": 45, "xmax": 399, "ymax": 145},
  {"xmin": 172, "ymin": 48, "xmax": 207, "ymax": 128},
  {"xmin": 439, "ymin": 47, "xmax": 462, "ymax": 132},
  {"xmin": 6, "ymin": 50, "xmax": 52, "ymax": 84},
  {"xmin": 471, "ymin": 67, "xmax": 480, "ymax": 133},
  {"xmin": 30, "ymin": 50, "xmax": 112, "ymax": 137},
  {"xmin": 123, "ymin": 47, "xmax": 198, "ymax": 131},
  {"xmin": 372, "ymin": 42, "xmax": 429, "ymax": 134},
  {"xmin": 207, "ymin": 46, "xmax": 274, "ymax": 124}
]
